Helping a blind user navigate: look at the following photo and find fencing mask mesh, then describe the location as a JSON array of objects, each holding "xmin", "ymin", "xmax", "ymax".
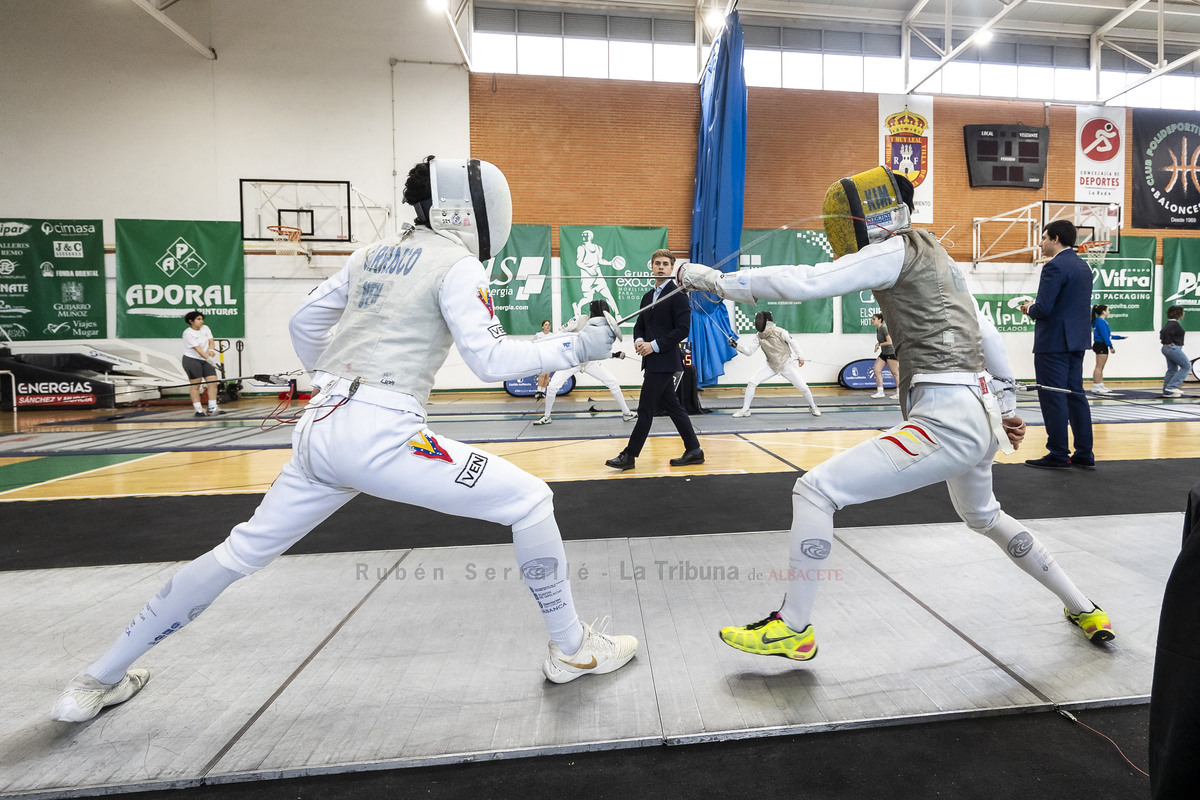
[
  {"xmin": 428, "ymin": 158, "xmax": 513, "ymax": 261},
  {"xmin": 754, "ymin": 311, "xmax": 772, "ymax": 333}
]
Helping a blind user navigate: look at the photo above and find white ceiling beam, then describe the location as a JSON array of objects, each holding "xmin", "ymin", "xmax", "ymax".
[
  {"xmin": 129, "ymin": 0, "xmax": 215, "ymax": 60},
  {"xmin": 905, "ymin": 0, "xmax": 1031, "ymax": 94},
  {"xmin": 1100, "ymin": 44, "xmax": 1200, "ymax": 102}
]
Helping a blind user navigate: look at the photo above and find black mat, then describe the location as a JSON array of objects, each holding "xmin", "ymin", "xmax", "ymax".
[
  {"xmin": 5, "ymin": 458, "xmax": 1198, "ymax": 571},
  {"xmin": 121, "ymin": 705, "xmax": 1150, "ymax": 800}
]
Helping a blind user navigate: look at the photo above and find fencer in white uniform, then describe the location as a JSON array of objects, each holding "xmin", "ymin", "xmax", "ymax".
[
  {"xmin": 730, "ymin": 310, "xmax": 820, "ymax": 417},
  {"xmin": 535, "ymin": 306, "xmax": 635, "ymax": 425},
  {"xmin": 678, "ymin": 166, "xmax": 1114, "ymax": 662},
  {"xmin": 51, "ymin": 157, "xmax": 638, "ymax": 723}
]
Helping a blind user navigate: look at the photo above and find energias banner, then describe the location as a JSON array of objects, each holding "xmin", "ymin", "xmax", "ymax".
[
  {"xmin": 485, "ymin": 225, "xmax": 552, "ymax": 335},
  {"xmin": 1090, "ymin": 235, "xmax": 1155, "ymax": 331},
  {"xmin": 0, "ymin": 219, "xmax": 106, "ymax": 341},
  {"xmin": 1163, "ymin": 238, "xmax": 1200, "ymax": 317},
  {"xmin": 558, "ymin": 225, "xmax": 667, "ymax": 331},
  {"xmin": 737, "ymin": 229, "xmax": 834, "ymax": 334},
  {"xmin": 116, "ymin": 220, "xmax": 244, "ymax": 337},
  {"xmin": 1132, "ymin": 109, "xmax": 1200, "ymax": 229}
]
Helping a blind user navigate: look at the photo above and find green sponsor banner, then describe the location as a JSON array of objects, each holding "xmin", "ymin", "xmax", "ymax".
[
  {"xmin": 485, "ymin": 225, "xmax": 552, "ymax": 335},
  {"xmin": 559, "ymin": 225, "xmax": 667, "ymax": 331},
  {"xmin": 1163, "ymin": 238, "xmax": 1200, "ymax": 320},
  {"xmin": 116, "ymin": 220, "xmax": 244, "ymax": 337},
  {"xmin": 737, "ymin": 229, "xmax": 834, "ymax": 333},
  {"xmin": 1089, "ymin": 235, "xmax": 1155, "ymax": 331},
  {"xmin": 975, "ymin": 292, "xmax": 1036, "ymax": 333},
  {"xmin": 0, "ymin": 219, "xmax": 106, "ymax": 341}
]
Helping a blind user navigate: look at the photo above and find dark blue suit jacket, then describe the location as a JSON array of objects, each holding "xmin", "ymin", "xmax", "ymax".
[
  {"xmin": 1028, "ymin": 248, "xmax": 1093, "ymax": 353},
  {"xmin": 633, "ymin": 280, "xmax": 690, "ymax": 373}
]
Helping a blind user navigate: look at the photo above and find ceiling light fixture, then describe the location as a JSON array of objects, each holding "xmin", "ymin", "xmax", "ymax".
[{"xmin": 975, "ymin": 29, "xmax": 994, "ymax": 45}]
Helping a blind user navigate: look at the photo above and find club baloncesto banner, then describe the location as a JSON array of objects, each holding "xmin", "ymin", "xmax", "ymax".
[{"xmin": 116, "ymin": 219, "xmax": 244, "ymax": 337}]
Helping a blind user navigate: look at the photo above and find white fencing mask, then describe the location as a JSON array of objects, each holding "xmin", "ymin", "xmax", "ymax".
[{"xmin": 429, "ymin": 158, "xmax": 513, "ymax": 261}]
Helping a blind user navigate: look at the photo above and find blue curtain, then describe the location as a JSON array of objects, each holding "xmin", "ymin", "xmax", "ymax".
[{"xmin": 689, "ymin": 12, "xmax": 747, "ymax": 387}]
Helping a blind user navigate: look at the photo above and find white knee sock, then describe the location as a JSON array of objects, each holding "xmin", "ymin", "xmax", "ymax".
[
  {"xmin": 779, "ymin": 485, "xmax": 838, "ymax": 632},
  {"xmin": 87, "ymin": 549, "xmax": 244, "ymax": 684},
  {"xmin": 974, "ymin": 512, "xmax": 1092, "ymax": 614},
  {"xmin": 512, "ymin": 508, "xmax": 583, "ymax": 653},
  {"xmin": 741, "ymin": 384, "xmax": 758, "ymax": 413}
]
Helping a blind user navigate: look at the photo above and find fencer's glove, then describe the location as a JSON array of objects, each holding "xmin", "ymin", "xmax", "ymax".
[
  {"xmin": 1002, "ymin": 416, "xmax": 1027, "ymax": 450},
  {"xmin": 611, "ymin": 351, "xmax": 626, "ymax": 360},
  {"xmin": 675, "ymin": 261, "xmax": 723, "ymax": 295},
  {"xmin": 575, "ymin": 317, "xmax": 618, "ymax": 363},
  {"xmin": 727, "ymin": 336, "xmax": 738, "ymax": 348},
  {"xmin": 989, "ymin": 376, "xmax": 1018, "ymax": 418}
]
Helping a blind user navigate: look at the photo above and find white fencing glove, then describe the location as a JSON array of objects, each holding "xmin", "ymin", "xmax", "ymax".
[
  {"xmin": 989, "ymin": 376, "xmax": 1018, "ymax": 417},
  {"xmin": 575, "ymin": 317, "xmax": 618, "ymax": 362},
  {"xmin": 675, "ymin": 262, "xmax": 723, "ymax": 294}
]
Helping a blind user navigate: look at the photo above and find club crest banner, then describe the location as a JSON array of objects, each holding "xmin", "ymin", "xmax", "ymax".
[
  {"xmin": 737, "ymin": 229, "xmax": 834, "ymax": 334},
  {"xmin": 0, "ymin": 219, "xmax": 106, "ymax": 341},
  {"xmin": 485, "ymin": 225, "xmax": 552, "ymax": 335},
  {"xmin": 116, "ymin": 220, "xmax": 244, "ymax": 337},
  {"xmin": 1131, "ymin": 109, "xmax": 1200, "ymax": 229},
  {"xmin": 880, "ymin": 95, "xmax": 934, "ymax": 223},
  {"xmin": 558, "ymin": 225, "xmax": 667, "ymax": 331}
]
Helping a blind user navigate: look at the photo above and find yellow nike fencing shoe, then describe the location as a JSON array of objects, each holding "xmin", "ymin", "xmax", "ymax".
[
  {"xmin": 720, "ymin": 611, "xmax": 817, "ymax": 661},
  {"xmin": 1065, "ymin": 605, "xmax": 1115, "ymax": 643}
]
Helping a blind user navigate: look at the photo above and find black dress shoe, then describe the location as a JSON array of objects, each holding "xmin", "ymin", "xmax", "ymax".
[
  {"xmin": 669, "ymin": 448, "xmax": 705, "ymax": 466},
  {"xmin": 605, "ymin": 451, "xmax": 635, "ymax": 470},
  {"xmin": 1070, "ymin": 457, "xmax": 1096, "ymax": 470},
  {"xmin": 1024, "ymin": 456, "xmax": 1071, "ymax": 470}
]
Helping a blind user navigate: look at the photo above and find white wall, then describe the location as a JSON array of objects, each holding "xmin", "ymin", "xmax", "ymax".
[{"xmin": 1, "ymin": 0, "xmax": 468, "ymax": 385}]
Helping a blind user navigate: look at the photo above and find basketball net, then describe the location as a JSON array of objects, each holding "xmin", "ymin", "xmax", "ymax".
[
  {"xmin": 267, "ymin": 225, "xmax": 308, "ymax": 257},
  {"xmin": 1077, "ymin": 239, "xmax": 1111, "ymax": 269}
]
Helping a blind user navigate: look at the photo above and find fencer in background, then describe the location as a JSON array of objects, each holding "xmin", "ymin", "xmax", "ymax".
[
  {"xmin": 678, "ymin": 165, "xmax": 1113, "ymax": 663},
  {"xmin": 51, "ymin": 156, "xmax": 637, "ymax": 723},
  {"xmin": 728, "ymin": 310, "xmax": 820, "ymax": 418},
  {"xmin": 535, "ymin": 306, "xmax": 636, "ymax": 425}
]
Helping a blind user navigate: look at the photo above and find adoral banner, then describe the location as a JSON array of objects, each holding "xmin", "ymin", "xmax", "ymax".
[
  {"xmin": 0, "ymin": 219, "xmax": 106, "ymax": 341},
  {"xmin": 116, "ymin": 220, "xmax": 244, "ymax": 337},
  {"xmin": 1131, "ymin": 109, "xmax": 1200, "ymax": 229}
]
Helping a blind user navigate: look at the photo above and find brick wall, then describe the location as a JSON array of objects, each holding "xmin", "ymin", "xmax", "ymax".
[{"xmin": 470, "ymin": 73, "xmax": 1196, "ymax": 263}]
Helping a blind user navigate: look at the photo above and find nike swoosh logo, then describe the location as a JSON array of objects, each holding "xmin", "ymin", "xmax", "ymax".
[
  {"xmin": 559, "ymin": 656, "xmax": 597, "ymax": 669},
  {"xmin": 761, "ymin": 634, "xmax": 796, "ymax": 644}
]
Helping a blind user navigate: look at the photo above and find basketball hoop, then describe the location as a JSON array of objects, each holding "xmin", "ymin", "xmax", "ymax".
[
  {"xmin": 267, "ymin": 225, "xmax": 308, "ymax": 258},
  {"xmin": 1078, "ymin": 239, "xmax": 1111, "ymax": 268}
]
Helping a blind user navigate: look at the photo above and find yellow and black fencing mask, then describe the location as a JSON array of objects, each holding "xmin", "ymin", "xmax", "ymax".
[{"xmin": 822, "ymin": 166, "xmax": 913, "ymax": 258}]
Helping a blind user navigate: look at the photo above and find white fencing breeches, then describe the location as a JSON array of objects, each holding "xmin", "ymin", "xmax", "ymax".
[
  {"xmin": 779, "ymin": 383, "xmax": 1092, "ymax": 631},
  {"xmin": 544, "ymin": 361, "xmax": 631, "ymax": 417},
  {"xmin": 741, "ymin": 363, "xmax": 816, "ymax": 412}
]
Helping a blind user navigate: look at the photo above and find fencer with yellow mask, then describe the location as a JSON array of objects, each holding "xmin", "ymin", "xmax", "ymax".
[{"xmin": 678, "ymin": 165, "xmax": 1114, "ymax": 662}]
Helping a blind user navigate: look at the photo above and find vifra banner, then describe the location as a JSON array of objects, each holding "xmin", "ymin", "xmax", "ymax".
[
  {"xmin": 0, "ymin": 219, "xmax": 106, "ymax": 341},
  {"xmin": 739, "ymin": 228, "xmax": 834, "ymax": 334},
  {"xmin": 558, "ymin": 225, "xmax": 668, "ymax": 332},
  {"xmin": 116, "ymin": 220, "xmax": 244, "ymax": 337},
  {"xmin": 484, "ymin": 225, "xmax": 553, "ymax": 335},
  {"xmin": 1131, "ymin": 109, "xmax": 1200, "ymax": 229}
]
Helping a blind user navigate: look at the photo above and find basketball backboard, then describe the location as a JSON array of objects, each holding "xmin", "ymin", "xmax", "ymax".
[
  {"xmin": 240, "ymin": 179, "xmax": 352, "ymax": 243},
  {"xmin": 1041, "ymin": 201, "xmax": 1121, "ymax": 254}
]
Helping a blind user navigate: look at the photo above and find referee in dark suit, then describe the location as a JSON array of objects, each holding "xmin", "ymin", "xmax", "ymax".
[
  {"xmin": 605, "ymin": 249, "xmax": 702, "ymax": 470},
  {"xmin": 1019, "ymin": 219, "xmax": 1095, "ymax": 469}
]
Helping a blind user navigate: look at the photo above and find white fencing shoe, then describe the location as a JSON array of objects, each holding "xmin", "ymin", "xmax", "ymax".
[
  {"xmin": 51, "ymin": 670, "xmax": 150, "ymax": 722},
  {"xmin": 533, "ymin": 415, "xmax": 552, "ymax": 425},
  {"xmin": 810, "ymin": 406, "xmax": 822, "ymax": 416},
  {"xmin": 622, "ymin": 412, "xmax": 637, "ymax": 422},
  {"xmin": 870, "ymin": 390, "xmax": 885, "ymax": 398},
  {"xmin": 543, "ymin": 618, "xmax": 638, "ymax": 684},
  {"xmin": 732, "ymin": 409, "xmax": 751, "ymax": 418}
]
